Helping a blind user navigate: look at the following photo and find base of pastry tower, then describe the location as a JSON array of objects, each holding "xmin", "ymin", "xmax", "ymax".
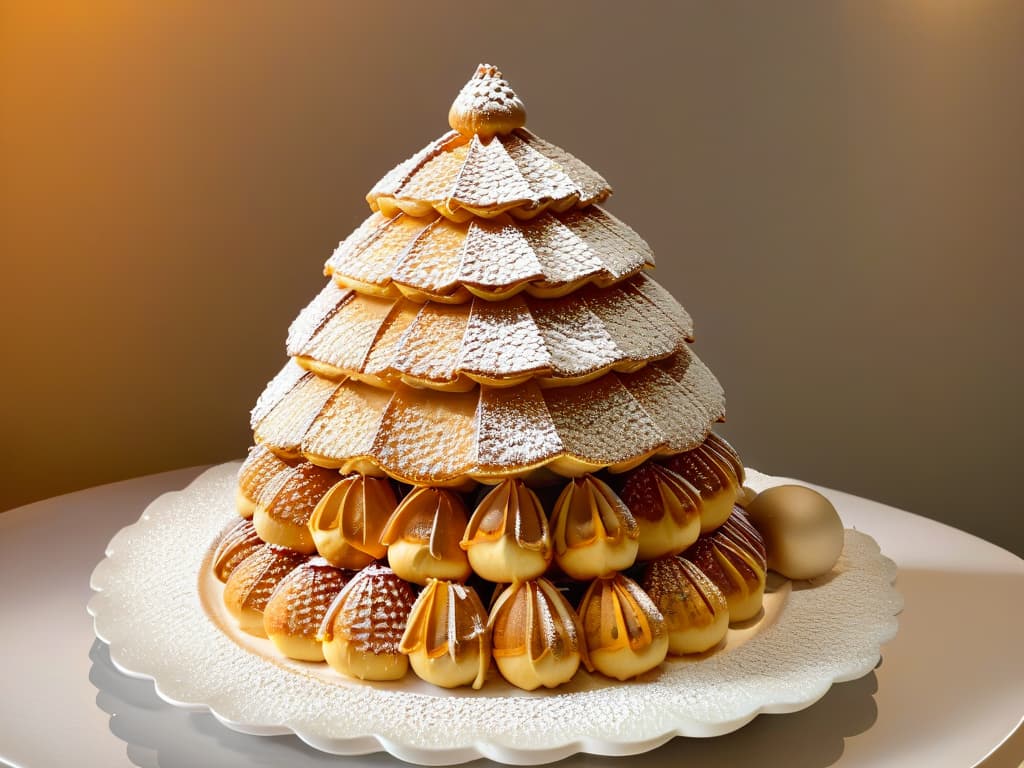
[{"xmin": 89, "ymin": 462, "xmax": 901, "ymax": 766}]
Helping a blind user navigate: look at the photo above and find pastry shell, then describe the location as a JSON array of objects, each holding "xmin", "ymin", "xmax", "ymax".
[
  {"xmin": 325, "ymin": 207, "xmax": 654, "ymax": 304},
  {"xmin": 262, "ymin": 557, "xmax": 350, "ymax": 661},
  {"xmin": 399, "ymin": 579, "xmax": 491, "ymax": 689},
  {"xmin": 318, "ymin": 563, "xmax": 415, "ymax": 681},
  {"xmin": 367, "ymin": 128, "xmax": 609, "ymax": 222},
  {"xmin": 288, "ymin": 273, "xmax": 691, "ymax": 391},
  {"xmin": 252, "ymin": 346, "xmax": 724, "ymax": 487}
]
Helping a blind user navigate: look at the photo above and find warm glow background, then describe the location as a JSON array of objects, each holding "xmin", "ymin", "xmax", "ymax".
[{"xmin": 2, "ymin": 2, "xmax": 1021, "ymax": 555}]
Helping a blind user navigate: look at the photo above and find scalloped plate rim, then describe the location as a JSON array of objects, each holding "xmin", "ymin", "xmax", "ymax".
[{"xmin": 87, "ymin": 462, "xmax": 901, "ymax": 766}]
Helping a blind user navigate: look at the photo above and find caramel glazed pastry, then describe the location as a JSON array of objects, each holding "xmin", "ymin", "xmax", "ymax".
[{"xmin": 210, "ymin": 64, "xmax": 792, "ymax": 691}]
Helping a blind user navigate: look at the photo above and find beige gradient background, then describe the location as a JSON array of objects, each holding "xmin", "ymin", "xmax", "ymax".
[{"xmin": 1, "ymin": 1, "xmax": 1021, "ymax": 556}]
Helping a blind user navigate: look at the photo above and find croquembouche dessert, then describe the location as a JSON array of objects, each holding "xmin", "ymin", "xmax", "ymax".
[{"xmin": 212, "ymin": 64, "xmax": 844, "ymax": 691}]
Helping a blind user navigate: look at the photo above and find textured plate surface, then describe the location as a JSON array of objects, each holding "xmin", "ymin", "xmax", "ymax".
[{"xmin": 88, "ymin": 463, "xmax": 901, "ymax": 766}]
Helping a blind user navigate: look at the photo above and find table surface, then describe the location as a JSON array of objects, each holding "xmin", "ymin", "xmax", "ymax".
[{"xmin": 1, "ymin": 466, "xmax": 1022, "ymax": 768}]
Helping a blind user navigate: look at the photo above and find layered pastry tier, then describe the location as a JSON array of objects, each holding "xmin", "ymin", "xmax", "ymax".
[
  {"xmin": 252, "ymin": 347, "xmax": 724, "ymax": 485},
  {"xmin": 325, "ymin": 207, "xmax": 652, "ymax": 303},
  {"xmin": 287, "ymin": 274, "xmax": 691, "ymax": 391},
  {"xmin": 367, "ymin": 127, "xmax": 609, "ymax": 221}
]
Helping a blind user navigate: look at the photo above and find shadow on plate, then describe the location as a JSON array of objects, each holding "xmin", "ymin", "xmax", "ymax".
[{"xmin": 89, "ymin": 638, "xmax": 880, "ymax": 768}]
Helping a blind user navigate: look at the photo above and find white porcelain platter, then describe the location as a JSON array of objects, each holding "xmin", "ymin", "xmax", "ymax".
[{"xmin": 88, "ymin": 463, "xmax": 901, "ymax": 766}]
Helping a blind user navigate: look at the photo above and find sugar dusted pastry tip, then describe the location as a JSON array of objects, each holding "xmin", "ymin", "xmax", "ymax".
[
  {"xmin": 380, "ymin": 486, "xmax": 472, "ymax": 585},
  {"xmin": 319, "ymin": 563, "xmax": 415, "ymax": 681},
  {"xmin": 489, "ymin": 578, "xmax": 586, "ymax": 690},
  {"xmin": 236, "ymin": 444, "xmax": 294, "ymax": 519},
  {"xmin": 685, "ymin": 508, "xmax": 767, "ymax": 624},
  {"xmin": 400, "ymin": 579, "xmax": 491, "ymax": 689},
  {"xmin": 642, "ymin": 556, "xmax": 729, "ymax": 655},
  {"xmin": 461, "ymin": 479, "xmax": 552, "ymax": 583},
  {"xmin": 308, "ymin": 474, "xmax": 397, "ymax": 569},
  {"xmin": 744, "ymin": 485, "xmax": 844, "ymax": 580},
  {"xmin": 448, "ymin": 64, "xmax": 526, "ymax": 140},
  {"xmin": 549, "ymin": 474, "xmax": 639, "ymax": 580},
  {"xmin": 263, "ymin": 558, "xmax": 350, "ymax": 661},
  {"xmin": 618, "ymin": 462, "xmax": 702, "ymax": 561},
  {"xmin": 222, "ymin": 544, "xmax": 308, "ymax": 637},
  {"xmin": 578, "ymin": 573, "xmax": 668, "ymax": 680},
  {"xmin": 211, "ymin": 517, "xmax": 264, "ymax": 582},
  {"xmin": 253, "ymin": 462, "xmax": 339, "ymax": 554}
]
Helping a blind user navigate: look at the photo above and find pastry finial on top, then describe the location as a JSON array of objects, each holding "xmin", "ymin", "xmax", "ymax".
[
  {"xmin": 460, "ymin": 479, "xmax": 552, "ymax": 583},
  {"xmin": 448, "ymin": 64, "xmax": 527, "ymax": 139},
  {"xmin": 379, "ymin": 487, "xmax": 472, "ymax": 585},
  {"xmin": 489, "ymin": 578, "xmax": 586, "ymax": 690},
  {"xmin": 549, "ymin": 475, "xmax": 639, "ymax": 580},
  {"xmin": 318, "ymin": 563, "xmax": 415, "ymax": 681},
  {"xmin": 307, "ymin": 474, "xmax": 398, "ymax": 570},
  {"xmin": 578, "ymin": 573, "xmax": 668, "ymax": 681},
  {"xmin": 400, "ymin": 579, "xmax": 491, "ymax": 689},
  {"xmin": 618, "ymin": 463, "xmax": 702, "ymax": 561}
]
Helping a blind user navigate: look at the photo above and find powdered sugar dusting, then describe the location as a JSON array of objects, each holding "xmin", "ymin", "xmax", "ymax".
[
  {"xmin": 322, "ymin": 563, "xmax": 415, "ymax": 655},
  {"xmin": 264, "ymin": 560, "xmax": 349, "ymax": 638},
  {"xmin": 326, "ymin": 207, "xmax": 648, "ymax": 301},
  {"xmin": 368, "ymin": 128, "xmax": 611, "ymax": 220}
]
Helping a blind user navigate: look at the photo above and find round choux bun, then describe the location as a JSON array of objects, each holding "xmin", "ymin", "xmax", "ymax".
[
  {"xmin": 262, "ymin": 558, "xmax": 350, "ymax": 662},
  {"xmin": 684, "ymin": 510, "xmax": 767, "ymax": 624},
  {"xmin": 400, "ymin": 579, "xmax": 491, "ymax": 689},
  {"xmin": 642, "ymin": 556, "xmax": 729, "ymax": 655},
  {"xmin": 662, "ymin": 438, "xmax": 742, "ymax": 534},
  {"xmin": 380, "ymin": 487, "xmax": 471, "ymax": 585},
  {"xmin": 549, "ymin": 475, "xmax": 639, "ymax": 580},
  {"xmin": 308, "ymin": 473, "xmax": 397, "ymax": 570},
  {"xmin": 618, "ymin": 463, "xmax": 702, "ymax": 561},
  {"xmin": 461, "ymin": 479, "xmax": 552, "ymax": 583},
  {"xmin": 745, "ymin": 485, "xmax": 844, "ymax": 580},
  {"xmin": 211, "ymin": 517, "xmax": 263, "ymax": 582},
  {"xmin": 489, "ymin": 579, "xmax": 586, "ymax": 691},
  {"xmin": 578, "ymin": 573, "xmax": 668, "ymax": 681},
  {"xmin": 253, "ymin": 463, "xmax": 339, "ymax": 554},
  {"xmin": 222, "ymin": 545, "xmax": 308, "ymax": 637},
  {"xmin": 319, "ymin": 563, "xmax": 415, "ymax": 681},
  {"xmin": 236, "ymin": 444, "xmax": 294, "ymax": 519}
]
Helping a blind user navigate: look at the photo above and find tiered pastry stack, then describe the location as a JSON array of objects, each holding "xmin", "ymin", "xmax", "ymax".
[{"xmin": 213, "ymin": 65, "xmax": 776, "ymax": 691}]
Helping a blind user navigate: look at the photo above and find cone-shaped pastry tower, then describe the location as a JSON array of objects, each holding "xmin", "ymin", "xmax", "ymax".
[
  {"xmin": 225, "ymin": 64, "xmax": 761, "ymax": 689},
  {"xmin": 252, "ymin": 65, "xmax": 726, "ymax": 486}
]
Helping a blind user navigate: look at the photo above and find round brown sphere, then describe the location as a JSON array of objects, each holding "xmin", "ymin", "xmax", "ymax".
[{"xmin": 745, "ymin": 485, "xmax": 844, "ymax": 580}]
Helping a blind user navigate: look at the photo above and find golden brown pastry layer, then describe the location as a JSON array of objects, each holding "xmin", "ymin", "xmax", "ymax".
[
  {"xmin": 252, "ymin": 346, "xmax": 724, "ymax": 486},
  {"xmin": 263, "ymin": 558, "xmax": 350, "ymax": 661},
  {"xmin": 400, "ymin": 579, "xmax": 491, "ymax": 689},
  {"xmin": 461, "ymin": 479, "xmax": 552, "ymax": 583},
  {"xmin": 319, "ymin": 563, "xmax": 415, "ymax": 681},
  {"xmin": 325, "ymin": 207, "xmax": 655, "ymax": 305}
]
